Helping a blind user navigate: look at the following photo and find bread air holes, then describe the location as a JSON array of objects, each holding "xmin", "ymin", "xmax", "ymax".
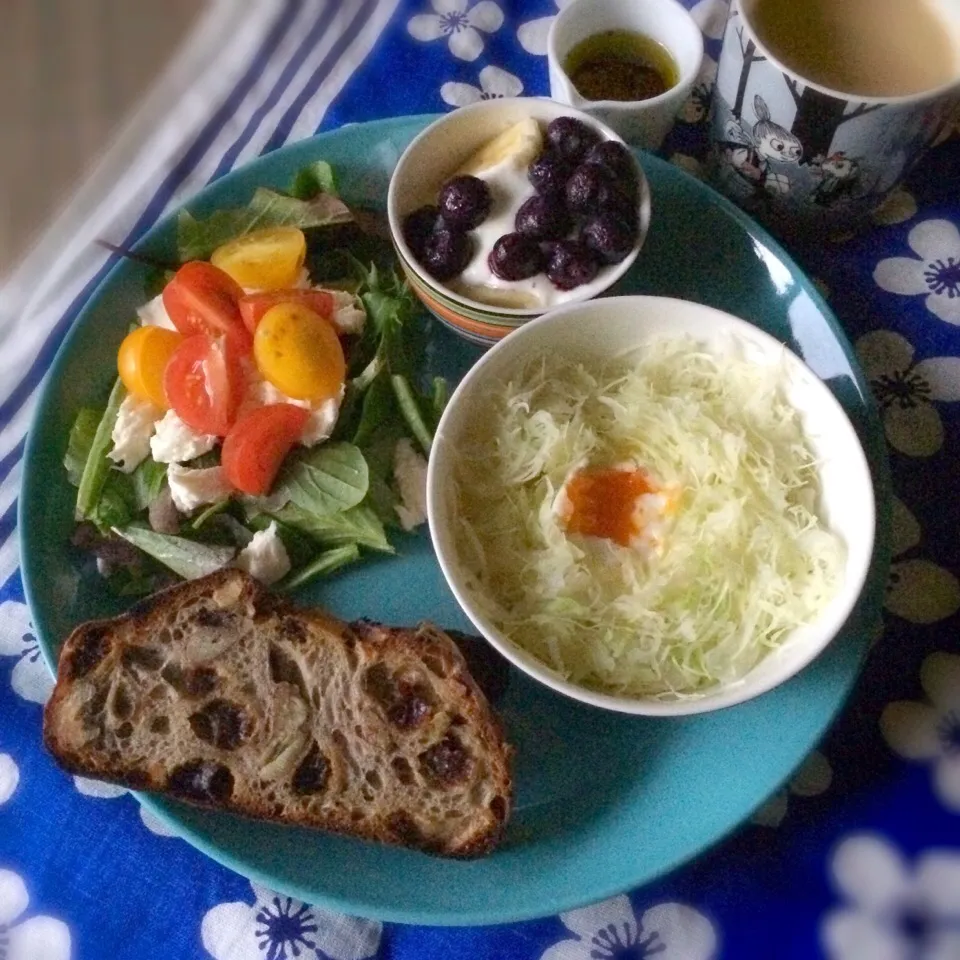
[
  {"xmin": 115, "ymin": 721, "xmax": 134, "ymax": 740},
  {"xmin": 268, "ymin": 643, "xmax": 309, "ymax": 702},
  {"xmin": 149, "ymin": 716, "xmax": 170, "ymax": 735},
  {"xmin": 391, "ymin": 757, "xmax": 415, "ymax": 786},
  {"xmin": 109, "ymin": 682, "xmax": 133, "ymax": 721},
  {"xmin": 188, "ymin": 699, "xmax": 251, "ymax": 750},
  {"xmin": 69, "ymin": 627, "xmax": 110, "ymax": 679},
  {"xmin": 192, "ymin": 608, "xmax": 234, "ymax": 629},
  {"xmin": 121, "ymin": 645, "xmax": 164, "ymax": 672},
  {"xmin": 161, "ymin": 663, "xmax": 218, "ymax": 698}
]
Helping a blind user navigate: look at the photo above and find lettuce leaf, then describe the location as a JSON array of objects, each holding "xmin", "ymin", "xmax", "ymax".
[
  {"xmin": 113, "ymin": 526, "xmax": 235, "ymax": 580},
  {"xmin": 289, "ymin": 160, "xmax": 337, "ymax": 200},
  {"xmin": 64, "ymin": 408, "xmax": 102, "ymax": 488},
  {"xmin": 75, "ymin": 379, "xmax": 126, "ymax": 522},
  {"xmin": 178, "ymin": 187, "xmax": 353, "ymax": 261}
]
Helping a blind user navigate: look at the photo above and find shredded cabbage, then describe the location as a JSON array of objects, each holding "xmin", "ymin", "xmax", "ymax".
[{"xmin": 450, "ymin": 336, "xmax": 846, "ymax": 700}]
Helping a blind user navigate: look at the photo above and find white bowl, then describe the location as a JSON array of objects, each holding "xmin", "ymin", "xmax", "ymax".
[
  {"xmin": 386, "ymin": 97, "xmax": 651, "ymax": 338},
  {"xmin": 427, "ymin": 296, "xmax": 877, "ymax": 716}
]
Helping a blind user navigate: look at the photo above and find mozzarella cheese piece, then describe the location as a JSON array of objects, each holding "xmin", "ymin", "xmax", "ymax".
[
  {"xmin": 150, "ymin": 410, "xmax": 218, "ymax": 464},
  {"xmin": 137, "ymin": 294, "xmax": 177, "ymax": 330},
  {"xmin": 239, "ymin": 362, "xmax": 343, "ymax": 448},
  {"xmin": 166, "ymin": 464, "xmax": 233, "ymax": 513},
  {"xmin": 393, "ymin": 437, "xmax": 428, "ymax": 531},
  {"xmin": 330, "ymin": 290, "xmax": 366, "ymax": 335},
  {"xmin": 234, "ymin": 522, "xmax": 291, "ymax": 585},
  {"xmin": 108, "ymin": 394, "xmax": 163, "ymax": 473}
]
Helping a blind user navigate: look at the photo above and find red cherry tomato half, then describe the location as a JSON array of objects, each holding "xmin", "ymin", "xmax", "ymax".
[
  {"xmin": 162, "ymin": 261, "xmax": 251, "ymax": 353},
  {"xmin": 238, "ymin": 289, "xmax": 336, "ymax": 335},
  {"xmin": 163, "ymin": 334, "xmax": 244, "ymax": 437},
  {"xmin": 221, "ymin": 403, "xmax": 310, "ymax": 496}
]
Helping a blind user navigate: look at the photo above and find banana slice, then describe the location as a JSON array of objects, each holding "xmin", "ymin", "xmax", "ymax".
[
  {"xmin": 456, "ymin": 119, "xmax": 544, "ymax": 177},
  {"xmin": 454, "ymin": 281, "xmax": 542, "ymax": 309}
]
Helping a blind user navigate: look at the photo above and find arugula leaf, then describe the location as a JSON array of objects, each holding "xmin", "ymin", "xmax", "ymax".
[
  {"xmin": 277, "ymin": 544, "xmax": 360, "ymax": 593},
  {"xmin": 113, "ymin": 526, "xmax": 235, "ymax": 580},
  {"xmin": 132, "ymin": 460, "xmax": 167, "ymax": 511},
  {"xmin": 190, "ymin": 500, "xmax": 230, "ymax": 532},
  {"xmin": 64, "ymin": 408, "xmax": 102, "ymax": 487},
  {"xmin": 76, "ymin": 379, "xmax": 126, "ymax": 521},
  {"xmin": 431, "ymin": 376, "xmax": 449, "ymax": 426},
  {"xmin": 271, "ymin": 442, "xmax": 369, "ymax": 517},
  {"xmin": 177, "ymin": 187, "xmax": 352, "ymax": 261},
  {"xmin": 391, "ymin": 374, "xmax": 433, "ymax": 456},
  {"xmin": 290, "ymin": 160, "xmax": 337, "ymax": 200},
  {"xmin": 270, "ymin": 502, "xmax": 393, "ymax": 553}
]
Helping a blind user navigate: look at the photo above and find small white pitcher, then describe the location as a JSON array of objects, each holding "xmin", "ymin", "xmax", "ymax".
[{"xmin": 547, "ymin": 0, "xmax": 704, "ymax": 150}]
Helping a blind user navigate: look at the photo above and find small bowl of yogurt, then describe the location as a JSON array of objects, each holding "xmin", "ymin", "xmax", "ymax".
[{"xmin": 387, "ymin": 98, "xmax": 651, "ymax": 345}]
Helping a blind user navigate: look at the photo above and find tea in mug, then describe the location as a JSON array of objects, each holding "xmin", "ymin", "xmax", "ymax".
[
  {"xmin": 748, "ymin": 0, "xmax": 960, "ymax": 98},
  {"xmin": 564, "ymin": 29, "xmax": 680, "ymax": 102}
]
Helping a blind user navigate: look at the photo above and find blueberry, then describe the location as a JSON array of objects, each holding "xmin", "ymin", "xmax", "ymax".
[
  {"xmin": 402, "ymin": 205, "xmax": 443, "ymax": 259},
  {"xmin": 527, "ymin": 150, "xmax": 572, "ymax": 196},
  {"xmin": 423, "ymin": 227, "xmax": 473, "ymax": 281},
  {"xmin": 565, "ymin": 163, "xmax": 616, "ymax": 216},
  {"xmin": 580, "ymin": 213, "xmax": 638, "ymax": 265},
  {"xmin": 489, "ymin": 233, "xmax": 545, "ymax": 281},
  {"xmin": 437, "ymin": 175, "xmax": 493, "ymax": 229},
  {"xmin": 546, "ymin": 240, "xmax": 600, "ymax": 290},
  {"xmin": 515, "ymin": 193, "xmax": 570, "ymax": 241},
  {"xmin": 584, "ymin": 140, "xmax": 638, "ymax": 185},
  {"xmin": 546, "ymin": 116, "xmax": 602, "ymax": 163}
]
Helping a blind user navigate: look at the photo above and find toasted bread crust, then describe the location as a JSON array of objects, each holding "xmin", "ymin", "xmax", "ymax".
[{"xmin": 43, "ymin": 569, "xmax": 512, "ymax": 857}]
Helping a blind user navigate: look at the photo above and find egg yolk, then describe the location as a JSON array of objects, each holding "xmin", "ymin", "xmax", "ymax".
[{"xmin": 557, "ymin": 467, "xmax": 657, "ymax": 547}]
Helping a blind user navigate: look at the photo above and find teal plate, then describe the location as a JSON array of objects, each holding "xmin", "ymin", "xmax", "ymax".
[{"xmin": 20, "ymin": 115, "xmax": 891, "ymax": 927}]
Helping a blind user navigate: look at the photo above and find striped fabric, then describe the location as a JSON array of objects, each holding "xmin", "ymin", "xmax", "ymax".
[{"xmin": 0, "ymin": 0, "xmax": 401, "ymax": 587}]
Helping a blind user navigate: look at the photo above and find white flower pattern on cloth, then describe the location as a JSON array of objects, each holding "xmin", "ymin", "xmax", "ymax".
[
  {"xmin": 857, "ymin": 329, "xmax": 960, "ymax": 457},
  {"xmin": 407, "ymin": 0, "xmax": 503, "ymax": 62},
  {"xmin": 822, "ymin": 833, "xmax": 960, "ymax": 959},
  {"xmin": 751, "ymin": 751, "xmax": 833, "ymax": 827},
  {"xmin": 886, "ymin": 497, "xmax": 960, "ymax": 625},
  {"xmin": 0, "ymin": 753, "xmax": 19, "ymax": 804},
  {"xmin": 540, "ymin": 894, "xmax": 717, "ymax": 960},
  {"xmin": 441, "ymin": 64, "xmax": 522, "ymax": 107},
  {"xmin": 880, "ymin": 652, "xmax": 960, "ymax": 814},
  {"xmin": 516, "ymin": 0, "xmax": 576, "ymax": 56},
  {"xmin": 72, "ymin": 776, "xmax": 180, "ymax": 837},
  {"xmin": 201, "ymin": 881, "xmax": 382, "ymax": 960},
  {"xmin": 0, "ymin": 869, "xmax": 71, "ymax": 960},
  {"xmin": 0, "ymin": 600, "xmax": 53, "ymax": 704},
  {"xmin": 874, "ymin": 219, "xmax": 960, "ymax": 325},
  {"xmin": 688, "ymin": 0, "xmax": 730, "ymax": 40}
]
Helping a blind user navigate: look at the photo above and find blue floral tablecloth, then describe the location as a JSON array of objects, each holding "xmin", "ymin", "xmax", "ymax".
[{"xmin": 2, "ymin": 2, "xmax": 959, "ymax": 958}]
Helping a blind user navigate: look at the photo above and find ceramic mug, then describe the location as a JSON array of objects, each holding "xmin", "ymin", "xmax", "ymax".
[
  {"xmin": 546, "ymin": 0, "xmax": 704, "ymax": 150},
  {"xmin": 708, "ymin": 0, "xmax": 960, "ymax": 235}
]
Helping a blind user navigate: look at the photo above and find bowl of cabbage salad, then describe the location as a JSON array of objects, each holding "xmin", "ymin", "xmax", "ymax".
[{"xmin": 428, "ymin": 295, "xmax": 876, "ymax": 715}]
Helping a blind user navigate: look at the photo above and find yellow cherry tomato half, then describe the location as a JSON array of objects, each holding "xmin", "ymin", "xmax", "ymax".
[
  {"xmin": 117, "ymin": 326, "xmax": 183, "ymax": 408},
  {"xmin": 254, "ymin": 302, "xmax": 345, "ymax": 402},
  {"xmin": 210, "ymin": 226, "xmax": 306, "ymax": 290}
]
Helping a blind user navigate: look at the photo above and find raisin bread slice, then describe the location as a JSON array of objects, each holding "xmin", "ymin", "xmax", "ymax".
[{"xmin": 43, "ymin": 569, "xmax": 512, "ymax": 857}]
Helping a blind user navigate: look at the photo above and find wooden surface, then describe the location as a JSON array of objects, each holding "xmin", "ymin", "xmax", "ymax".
[{"xmin": 0, "ymin": 0, "xmax": 202, "ymax": 271}]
